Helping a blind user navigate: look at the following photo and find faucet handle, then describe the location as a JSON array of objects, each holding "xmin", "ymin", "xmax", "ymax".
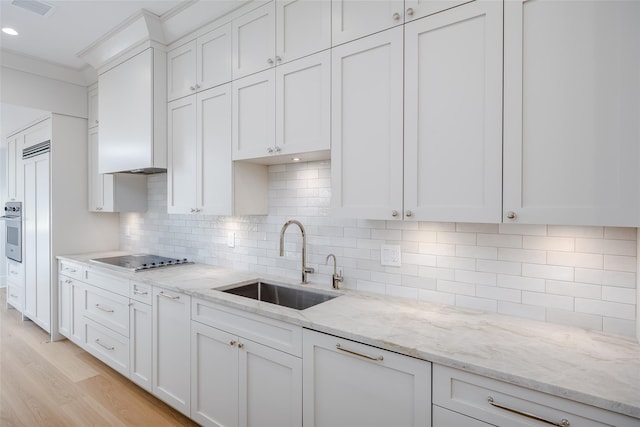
[
  {"xmin": 304, "ymin": 267, "xmax": 315, "ymax": 274},
  {"xmin": 332, "ymin": 270, "xmax": 344, "ymax": 290}
]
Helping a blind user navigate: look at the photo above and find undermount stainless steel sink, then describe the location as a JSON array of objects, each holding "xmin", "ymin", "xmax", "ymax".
[{"xmin": 220, "ymin": 281, "xmax": 339, "ymax": 310}]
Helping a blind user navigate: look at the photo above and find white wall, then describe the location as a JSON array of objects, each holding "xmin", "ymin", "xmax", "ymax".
[
  {"xmin": 0, "ymin": 143, "xmax": 5, "ymax": 286},
  {"xmin": 121, "ymin": 161, "xmax": 639, "ymax": 339}
]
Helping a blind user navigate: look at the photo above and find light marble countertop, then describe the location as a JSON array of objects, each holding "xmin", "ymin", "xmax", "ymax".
[{"xmin": 59, "ymin": 251, "xmax": 640, "ymax": 419}]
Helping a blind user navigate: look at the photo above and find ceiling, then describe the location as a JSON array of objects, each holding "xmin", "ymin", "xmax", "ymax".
[{"xmin": 0, "ymin": 0, "xmax": 186, "ymax": 70}]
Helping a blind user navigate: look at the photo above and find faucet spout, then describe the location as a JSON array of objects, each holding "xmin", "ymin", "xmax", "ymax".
[{"xmin": 279, "ymin": 220, "xmax": 314, "ymax": 284}]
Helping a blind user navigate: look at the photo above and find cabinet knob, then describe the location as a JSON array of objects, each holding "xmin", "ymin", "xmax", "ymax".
[
  {"xmin": 267, "ymin": 147, "xmax": 274, "ymax": 154},
  {"xmin": 190, "ymin": 85, "xmax": 196, "ymax": 91},
  {"xmin": 275, "ymin": 56, "xmax": 282, "ymax": 63},
  {"xmin": 392, "ymin": 210, "xmax": 399, "ymax": 217},
  {"xmin": 406, "ymin": 210, "xmax": 413, "ymax": 217},
  {"xmin": 274, "ymin": 146, "xmax": 281, "ymax": 153},
  {"xmin": 96, "ymin": 120, "xmax": 99, "ymax": 124},
  {"xmin": 392, "ymin": 12, "xmax": 401, "ymax": 20},
  {"xmin": 195, "ymin": 83, "xmax": 201, "ymax": 89},
  {"xmin": 506, "ymin": 211, "xmax": 517, "ymax": 220},
  {"xmin": 267, "ymin": 58, "xmax": 274, "ymax": 65},
  {"xmin": 238, "ymin": 343, "xmax": 244, "ymax": 349},
  {"xmin": 406, "ymin": 7, "xmax": 414, "ymax": 16},
  {"xmin": 230, "ymin": 340, "xmax": 237, "ymax": 347}
]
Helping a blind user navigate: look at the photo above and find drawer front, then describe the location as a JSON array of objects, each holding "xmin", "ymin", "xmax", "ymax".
[
  {"xmin": 59, "ymin": 260, "xmax": 83, "ymax": 281},
  {"xmin": 83, "ymin": 284, "xmax": 130, "ymax": 337},
  {"xmin": 84, "ymin": 318, "xmax": 129, "ymax": 377},
  {"xmin": 7, "ymin": 259, "xmax": 24, "ymax": 285},
  {"xmin": 84, "ymin": 267, "xmax": 129, "ymax": 297},
  {"xmin": 433, "ymin": 365, "xmax": 635, "ymax": 427},
  {"xmin": 7, "ymin": 283, "xmax": 23, "ymax": 311},
  {"xmin": 433, "ymin": 405, "xmax": 494, "ymax": 427},
  {"xmin": 192, "ymin": 298, "xmax": 302, "ymax": 357},
  {"xmin": 130, "ymin": 280, "xmax": 153, "ymax": 304}
]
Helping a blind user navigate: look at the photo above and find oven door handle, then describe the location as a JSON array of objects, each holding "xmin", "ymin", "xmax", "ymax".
[{"xmin": 0, "ymin": 216, "xmax": 21, "ymax": 221}]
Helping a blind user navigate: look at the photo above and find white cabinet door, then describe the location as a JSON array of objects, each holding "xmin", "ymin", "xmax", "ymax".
[
  {"xmin": 58, "ymin": 276, "xmax": 71, "ymax": 338},
  {"xmin": 276, "ymin": 0, "xmax": 331, "ymax": 64},
  {"xmin": 88, "ymin": 128, "xmax": 115, "ymax": 212},
  {"xmin": 130, "ymin": 300, "xmax": 152, "ymax": 393},
  {"xmin": 197, "ymin": 84, "xmax": 232, "ymax": 215},
  {"xmin": 167, "ymin": 40, "xmax": 197, "ymax": 102},
  {"xmin": 167, "ymin": 95, "xmax": 197, "ymax": 214},
  {"xmin": 70, "ymin": 279, "xmax": 85, "ymax": 345},
  {"xmin": 232, "ymin": 3, "xmax": 276, "ymax": 79},
  {"xmin": 23, "ymin": 153, "xmax": 50, "ymax": 333},
  {"xmin": 404, "ymin": 0, "xmax": 471, "ymax": 22},
  {"xmin": 503, "ymin": 0, "xmax": 640, "ymax": 226},
  {"xmin": 303, "ymin": 329, "xmax": 431, "ymax": 427},
  {"xmin": 239, "ymin": 338, "xmax": 303, "ymax": 427},
  {"xmin": 404, "ymin": 0, "xmax": 502, "ymax": 223},
  {"xmin": 191, "ymin": 322, "xmax": 239, "ymax": 427},
  {"xmin": 332, "ymin": 0, "xmax": 404, "ymax": 46},
  {"xmin": 153, "ymin": 288, "xmax": 191, "ymax": 416},
  {"xmin": 6, "ymin": 135, "xmax": 18, "ymax": 201},
  {"xmin": 198, "ymin": 23, "xmax": 232, "ymax": 91},
  {"xmin": 276, "ymin": 50, "xmax": 331, "ymax": 157},
  {"xmin": 331, "ymin": 28, "xmax": 404, "ymax": 220},
  {"xmin": 232, "ymin": 70, "xmax": 276, "ymax": 160},
  {"xmin": 88, "ymin": 86, "xmax": 99, "ymax": 128}
]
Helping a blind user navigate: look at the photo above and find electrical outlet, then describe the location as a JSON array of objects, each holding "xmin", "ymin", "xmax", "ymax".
[
  {"xmin": 227, "ymin": 232, "xmax": 235, "ymax": 248},
  {"xmin": 381, "ymin": 244, "xmax": 401, "ymax": 267}
]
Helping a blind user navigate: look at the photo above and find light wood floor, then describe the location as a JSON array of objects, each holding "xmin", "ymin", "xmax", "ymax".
[{"xmin": 0, "ymin": 288, "xmax": 199, "ymax": 426}]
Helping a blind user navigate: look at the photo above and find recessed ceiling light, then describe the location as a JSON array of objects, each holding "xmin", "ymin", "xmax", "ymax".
[
  {"xmin": 292, "ymin": 157, "xmax": 301, "ymax": 162},
  {"xmin": 2, "ymin": 28, "xmax": 19, "ymax": 36}
]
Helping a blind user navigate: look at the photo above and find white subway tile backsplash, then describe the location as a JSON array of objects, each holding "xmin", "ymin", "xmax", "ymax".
[{"xmin": 121, "ymin": 166, "xmax": 638, "ymax": 338}]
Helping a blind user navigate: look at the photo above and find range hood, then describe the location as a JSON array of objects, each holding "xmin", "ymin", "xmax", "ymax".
[{"xmin": 98, "ymin": 47, "xmax": 167, "ymax": 174}]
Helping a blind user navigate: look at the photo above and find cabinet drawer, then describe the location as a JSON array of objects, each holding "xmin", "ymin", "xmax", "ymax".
[
  {"xmin": 84, "ymin": 267, "xmax": 129, "ymax": 297},
  {"xmin": 84, "ymin": 318, "xmax": 129, "ymax": 377},
  {"xmin": 192, "ymin": 298, "xmax": 302, "ymax": 357},
  {"xmin": 59, "ymin": 260, "xmax": 83, "ymax": 280},
  {"xmin": 7, "ymin": 283, "xmax": 23, "ymax": 311},
  {"xmin": 433, "ymin": 364, "xmax": 636, "ymax": 427},
  {"xmin": 433, "ymin": 405, "xmax": 494, "ymax": 426},
  {"xmin": 7, "ymin": 259, "xmax": 24, "ymax": 284},
  {"xmin": 82, "ymin": 284, "xmax": 130, "ymax": 337},
  {"xmin": 130, "ymin": 280, "xmax": 152, "ymax": 304}
]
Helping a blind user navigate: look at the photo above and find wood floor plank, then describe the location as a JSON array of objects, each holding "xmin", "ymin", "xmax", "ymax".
[{"xmin": 0, "ymin": 289, "xmax": 199, "ymax": 426}]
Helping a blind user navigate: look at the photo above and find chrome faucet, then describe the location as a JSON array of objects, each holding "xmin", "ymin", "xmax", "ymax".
[
  {"xmin": 279, "ymin": 219, "xmax": 314, "ymax": 284},
  {"xmin": 325, "ymin": 254, "xmax": 343, "ymax": 289}
]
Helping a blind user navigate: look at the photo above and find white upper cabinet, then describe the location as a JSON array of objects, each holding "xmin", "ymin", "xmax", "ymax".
[
  {"xmin": 232, "ymin": 3, "xmax": 276, "ymax": 79},
  {"xmin": 404, "ymin": 0, "xmax": 503, "ymax": 223},
  {"xmin": 232, "ymin": 70, "xmax": 276, "ymax": 160},
  {"xmin": 6, "ymin": 135, "xmax": 19, "ymax": 201},
  {"xmin": 87, "ymin": 86, "xmax": 99, "ymax": 128},
  {"xmin": 169, "ymin": 85, "xmax": 269, "ymax": 215},
  {"xmin": 276, "ymin": 0, "xmax": 331, "ymax": 64},
  {"xmin": 332, "ymin": 0, "xmax": 405, "ymax": 46},
  {"xmin": 167, "ymin": 23, "xmax": 232, "ymax": 102},
  {"xmin": 275, "ymin": 50, "xmax": 331, "ymax": 158},
  {"xmin": 503, "ymin": 0, "xmax": 640, "ymax": 226},
  {"xmin": 331, "ymin": 28, "xmax": 404, "ymax": 220},
  {"xmin": 167, "ymin": 41, "xmax": 197, "ymax": 101},
  {"xmin": 233, "ymin": 1, "xmax": 331, "ymax": 79}
]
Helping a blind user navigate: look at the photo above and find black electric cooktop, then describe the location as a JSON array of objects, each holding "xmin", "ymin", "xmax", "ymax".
[{"xmin": 90, "ymin": 254, "xmax": 190, "ymax": 272}]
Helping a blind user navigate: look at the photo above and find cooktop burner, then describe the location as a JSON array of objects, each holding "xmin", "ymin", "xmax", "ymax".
[{"xmin": 90, "ymin": 254, "xmax": 190, "ymax": 272}]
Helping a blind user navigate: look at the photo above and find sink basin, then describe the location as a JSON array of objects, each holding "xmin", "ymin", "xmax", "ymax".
[{"xmin": 220, "ymin": 281, "xmax": 339, "ymax": 310}]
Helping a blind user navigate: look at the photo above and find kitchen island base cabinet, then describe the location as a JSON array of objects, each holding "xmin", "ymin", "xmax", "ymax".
[
  {"xmin": 302, "ymin": 329, "xmax": 431, "ymax": 427},
  {"xmin": 153, "ymin": 288, "xmax": 191, "ymax": 417},
  {"xmin": 433, "ymin": 364, "xmax": 638, "ymax": 427}
]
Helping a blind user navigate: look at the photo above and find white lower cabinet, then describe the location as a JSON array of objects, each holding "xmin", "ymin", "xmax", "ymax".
[
  {"xmin": 432, "ymin": 364, "xmax": 637, "ymax": 427},
  {"xmin": 302, "ymin": 328, "xmax": 431, "ymax": 427},
  {"xmin": 153, "ymin": 287, "xmax": 191, "ymax": 417},
  {"xmin": 129, "ymin": 299, "xmax": 152, "ymax": 392},
  {"xmin": 191, "ymin": 298, "xmax": 303, "ymax": 427},
  {"xmin": 6, "ymin": 259, "xmax": 25, "ymax": 312},
  {"xmin": 84, "ymin": 317, "xmax": 130, "ymax": 377}
]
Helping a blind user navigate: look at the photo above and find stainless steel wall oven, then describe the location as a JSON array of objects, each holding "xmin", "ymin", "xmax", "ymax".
[{"xmin": 2, "ymin": 202, "xmax": 22, "ymax": 263}]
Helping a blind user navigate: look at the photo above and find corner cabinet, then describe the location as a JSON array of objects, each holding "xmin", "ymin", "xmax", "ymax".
[
  {"xmin": 167, "ymin": 84, "xmax": 268, "ymax": 215},
  {"xmin": 152, "ymin": 287, "xmax": 191, "ymax": 417},
  {"xmin": 303, "ymin": 329, "xmax": 431, "ymax": 427},
  {"xmin": 332, "ymin": 1, "xmax": 503, "ymax": 223},
  {"xmin": 503, "ymin": 0, "xmax": 640, "ymax": 226}
]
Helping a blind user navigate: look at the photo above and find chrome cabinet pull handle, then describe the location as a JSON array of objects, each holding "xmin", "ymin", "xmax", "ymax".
[
  {"xmin": 133, "ymin": 289, "xmax": 148, "ymax": 295},
  {"xmin": 64, "ymin": 279, "xmax": 72, "ymax": 284},
  {"xmin": 64, "ymin": 268, "xmax": 77, "ymax": 273},
  {"xmin": 267, "ymin": 58, "xmax": 274, "ymax": 65},
  {"xmin": 336, "ymin": 343, "xmax": 383, "ymax": 361},
  {"xmin": 487, "ymin": 397, "xmax": 570, "ymax": 426},
  {"xmin": 506, "ymin": 211, "xmax": 517, "ymax": 220},
  {"xmin": 406, "ymin": 7, "xmax": 414, "ymax": 16},
  {"xmin": 230, "ymin": 340, "xmax": 237, "ymax": 346},
  {"xmin": 159, "ymin": 291, "xmax": 180, "ymax": 300},
  {"xmin": 406, "ymin": 210, "xmax": 413, "ymax": 217},
  {"xmin": 391, "ymin": 210, "xmax": 399, "ymax": 217},
  {"xmin": 238, "ymin": 343, "xmax": 244, "ymax": 349},
  {"xmin": 95, "ymin": 304, "xmax": 114, "ymax": 313},
  {"xmin": 392, "ymin": 12, "xmax": 401, "ymax": 20},
  {"xmin": 95, "ymin": 338, "xmax": 115, "ymax": 351},
  {"xmin": 10, "ymin": 294, "xmax": 19, "ymax": 298}
]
